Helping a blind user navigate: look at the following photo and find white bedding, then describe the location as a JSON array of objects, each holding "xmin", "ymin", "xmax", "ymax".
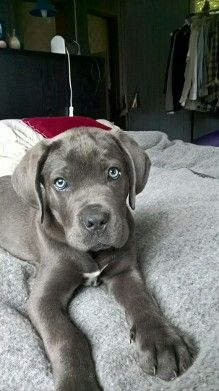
[
  {"xmin": 0, "ymin": 119, "xmax": 42, "ymax": 177},
  {"xmin": 0, "ymin": 120, "xmax": 218, "ymax": 391}
]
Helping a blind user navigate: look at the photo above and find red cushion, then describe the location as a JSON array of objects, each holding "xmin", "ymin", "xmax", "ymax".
[{"xmin": 22, "ymin": 116, "xmax": 111, "ymax": 138}]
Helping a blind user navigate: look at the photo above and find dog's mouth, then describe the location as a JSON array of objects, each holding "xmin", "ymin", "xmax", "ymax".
[
  {"xmin": 90, "ymin": 241, "xmax": 110, "ymax": 252},
  {"xmin": 66, "ymin": 225, "xmax": 127, "ymax": 252},
  {"xmin": 66, "ymin": 229, "xmax": 113, "ymax": 252}
]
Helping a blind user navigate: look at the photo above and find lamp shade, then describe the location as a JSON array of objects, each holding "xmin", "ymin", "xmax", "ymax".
[{"xmin": 30, "ymin": 0, "xmax": 57, "ymax": 17}]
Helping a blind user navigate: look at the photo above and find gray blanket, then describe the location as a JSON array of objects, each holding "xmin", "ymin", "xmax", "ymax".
[{"xmin": 0, "ymin": 131, "xmax": 218, "ymax": 391}]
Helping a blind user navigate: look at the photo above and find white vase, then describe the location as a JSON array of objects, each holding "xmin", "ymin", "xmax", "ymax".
[{"xmin": 8, "ymin": 29, "xmax": 20, "ymax": 49}]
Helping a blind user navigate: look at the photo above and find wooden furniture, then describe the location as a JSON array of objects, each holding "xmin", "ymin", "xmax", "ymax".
[{"xmin": 0, "ymin": 49, "xmax": 107, "ymax": 119}]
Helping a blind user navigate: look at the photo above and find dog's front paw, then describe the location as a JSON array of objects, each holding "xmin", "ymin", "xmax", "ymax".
[
  {"xmin": 131, "ymin": 318, "xmax": 195, "ymax": 381},
  {"xmin": 56, "ymin": 374, "xmax": 102, "ymax": 391}
]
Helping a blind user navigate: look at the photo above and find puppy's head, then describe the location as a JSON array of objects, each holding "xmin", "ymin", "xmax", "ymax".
[{"xmin": 12, "ymin": 127, "xmax": 150, "ymax": 252}]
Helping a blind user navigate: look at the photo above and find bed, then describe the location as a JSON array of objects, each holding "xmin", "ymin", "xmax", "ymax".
[{"xmin": 0, "ymin": 118, "xmax": 218, "ymax": 390}]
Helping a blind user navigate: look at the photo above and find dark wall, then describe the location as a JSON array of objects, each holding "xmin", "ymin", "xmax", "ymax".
[
  {"xmin": 123, "ymin": 0, "xmax": 219, "ymax": 140},
  {"xmin": 193, "ymin": 112, "xmax": 219, "ymax": 138},
  {"xmin": 123, "ymin": 0, "xmax": 192, "ymax": 140},
  {"xmin": 0, "ymin": 1, "xmax": 14, "ymax": 33}
]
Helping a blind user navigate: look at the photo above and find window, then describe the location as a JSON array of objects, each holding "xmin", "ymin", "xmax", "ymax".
[{"xmin": 195, "ymin": 0, "xmax": 219, "ymax": 12}]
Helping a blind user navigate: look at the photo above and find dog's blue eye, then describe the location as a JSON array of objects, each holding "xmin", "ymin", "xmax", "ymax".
[
  {"xmin": 108, "ymin": 167, "xmax": 121, "ymax": 180},
  {"xmin": 54, "ymin": 178, "xmax": 68, "ymax": 191}
]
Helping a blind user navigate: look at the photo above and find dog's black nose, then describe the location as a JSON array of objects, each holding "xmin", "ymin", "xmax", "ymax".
[{"xmin": 83, "ymin": 205, "xmax": 110, "ymax": 232}]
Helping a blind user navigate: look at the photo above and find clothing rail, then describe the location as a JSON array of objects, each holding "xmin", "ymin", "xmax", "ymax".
[
  {"xmin": 188, "ymin": 0, "xmax": 219, "ymax": 16},
  {"xmin": 187, "ymin": 8, "xmax": 219, "ymax": 18}
]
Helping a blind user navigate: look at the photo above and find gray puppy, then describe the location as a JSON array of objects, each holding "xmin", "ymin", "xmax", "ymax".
[{"xmin": 0, "ymin": 127, "xmax": 193, "ymax": 390}]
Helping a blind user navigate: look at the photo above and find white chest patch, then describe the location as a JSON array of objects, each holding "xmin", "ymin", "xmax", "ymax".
[{"xmin": 83, "ymin": 264, "xmax": 108, "ymax": 287}]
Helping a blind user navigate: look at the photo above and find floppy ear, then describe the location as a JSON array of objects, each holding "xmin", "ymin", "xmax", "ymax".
[
  {"xmin": 111, "ymin": 129, "xmax": 151, "ymax": 210},
  {"xmin": 11, "ymin": 140, "xmax": 50, "ymax": 223}
]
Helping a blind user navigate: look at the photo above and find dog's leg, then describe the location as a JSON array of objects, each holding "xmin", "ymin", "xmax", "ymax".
[
  {"xmin": 28, "ymin": 262, "xmax": 101, "ymax": 391},
  {"xmin": 104, "ymin": 268, "xmax": 194, "ymax": 381}
]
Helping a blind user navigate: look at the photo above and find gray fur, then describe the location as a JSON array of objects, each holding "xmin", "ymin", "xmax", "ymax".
[{"xmin": 0, "ymin": 127, "xmax": 193, "ymax": 390}]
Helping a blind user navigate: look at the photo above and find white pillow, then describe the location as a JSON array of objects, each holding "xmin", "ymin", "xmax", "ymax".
[{"xmin": 0, "ymin": 120, "xmax": 42, "ymax": 177}]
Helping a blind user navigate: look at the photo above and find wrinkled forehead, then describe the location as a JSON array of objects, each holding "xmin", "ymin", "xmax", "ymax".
[
  {"xmin": 66, "ymin": 129, "xmax": 118, "ymax": 160},
  {"xmin": 43, "ymin": 128, "xmax": 123, "ymax": 174}
]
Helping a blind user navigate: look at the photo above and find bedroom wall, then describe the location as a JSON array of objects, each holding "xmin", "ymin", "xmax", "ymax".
[
  {"xmin": 2, "ymin": 0, "xmax": 218, "ymax": 139},
  {"xmin": 16, "ymin": 2, "xmax": 56, "ymax": 52}
]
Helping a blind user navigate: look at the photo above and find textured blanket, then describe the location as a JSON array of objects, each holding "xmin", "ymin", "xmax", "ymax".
[{"xmin": 0, "ymin": 129, "xmax": 218, "ymax": 391}]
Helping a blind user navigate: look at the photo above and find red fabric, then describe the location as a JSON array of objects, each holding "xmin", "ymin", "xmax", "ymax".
[{"xmin": 22, "ymin": 116, "xmax": 111, "ymax": 138}]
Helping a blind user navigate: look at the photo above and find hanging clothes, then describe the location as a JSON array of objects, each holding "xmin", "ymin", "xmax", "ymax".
[
  {"xmin": 164, "ymin": 13, "xmax": 219, "ymax": 113},
  {"xmin": 164, "ymin": 25, "xmax": 190, "ymax": 113},
  {"xmin": 197, "ymin": 16, "xmax": 209, "ymax": 98},
  {"xmin": 172, "ymin": 25, "xmax": 191, "ymax": 109},
  {"xmin": 180, "ymin": 20, "xmax": 200, "ymax": 105},
  {"xmin": 204, "ymin": 15, "xmax": 219, "ymax": 102}
]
